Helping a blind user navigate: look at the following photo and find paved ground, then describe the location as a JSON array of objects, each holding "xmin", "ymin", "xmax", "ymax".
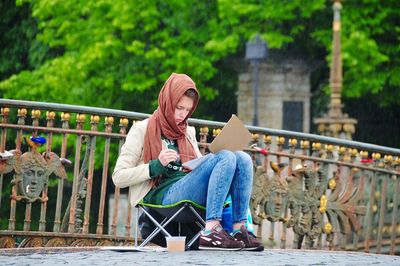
[{"xmin": 0, "ymin": 247, "xmax": 399, "ymax": 265}]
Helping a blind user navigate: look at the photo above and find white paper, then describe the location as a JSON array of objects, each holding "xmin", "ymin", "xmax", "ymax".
[
  {"xmin": 182, "ymin": 153, "xmax": 212, "ymax": 170},
  {"xmin": 100, "ymin": 246, "xmax": 167, "ymax": 252}
]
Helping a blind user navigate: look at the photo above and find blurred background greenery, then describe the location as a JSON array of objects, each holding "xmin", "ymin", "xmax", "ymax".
[{"xmin": 0, "ymin": 0, "xmax": 399, "ymax": 144}]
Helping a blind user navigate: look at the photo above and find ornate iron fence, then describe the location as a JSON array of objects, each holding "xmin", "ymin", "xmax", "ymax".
[{"xmin": 0, "ymin": 99, "xmax": 398, "ymax": 255}]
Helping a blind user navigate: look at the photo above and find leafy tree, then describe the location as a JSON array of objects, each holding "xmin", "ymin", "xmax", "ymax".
[
  {"xmin": 0, "ymin": 0, "xmax": 398, "ymax": 112},
  {"xmin": 0, "ymin": 0, "xmax": 327, "ymax": 113},
  {"xmin": 312, "ymin": 0, "xmax": 400, "ymax": 107},
  {"xmin": 0, "ymin": 0, "xmax": 36, "ymax": 79}
]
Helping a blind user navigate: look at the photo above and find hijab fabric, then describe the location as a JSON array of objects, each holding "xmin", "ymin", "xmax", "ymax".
[{"xmin": 143, "ymin": 73, "xmax": 199, "ymax": 186}]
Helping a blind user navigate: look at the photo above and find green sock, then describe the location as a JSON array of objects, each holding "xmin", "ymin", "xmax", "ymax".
[
  {"xmin": 231, "ymin": 229, "xmax": 241, "ymax": 235},
  {"xmin": 203, "ymin": 229, "xmax": 212, "ymax": 235}
]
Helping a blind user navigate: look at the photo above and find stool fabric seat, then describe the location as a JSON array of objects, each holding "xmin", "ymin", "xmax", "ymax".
[{"xmin": 135, "ymin": 200, "xmax": 207, "ymax": 250}]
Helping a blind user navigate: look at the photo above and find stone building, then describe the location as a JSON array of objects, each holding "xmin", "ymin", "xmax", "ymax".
[{"xmin": 238, "ymin": 58, "xmax": 312, "ymax": 133}]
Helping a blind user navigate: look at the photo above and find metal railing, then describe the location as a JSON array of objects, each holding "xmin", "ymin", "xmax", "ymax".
[{"xmin": 0, "ymin": 99, "xmax": 398, "ymax": 255}]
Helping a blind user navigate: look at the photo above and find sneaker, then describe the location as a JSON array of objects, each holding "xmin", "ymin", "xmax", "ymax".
[
  {"xmin": 233, "ymin": 225, "xmax": 264, "ymax": 251},
  {"xmin": 199, "ymin": 224, "xmax": 245, "ymax": 251}
]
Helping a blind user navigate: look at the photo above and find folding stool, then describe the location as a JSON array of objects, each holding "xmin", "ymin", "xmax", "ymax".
[{"xmin": 135, "ymin": 200, "xmax": 206, "ymax": 250}]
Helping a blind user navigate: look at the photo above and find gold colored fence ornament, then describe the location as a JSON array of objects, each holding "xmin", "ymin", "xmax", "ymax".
[
  {"xmin": 0, "ymin": 139, "xmax": 68, "ymax": 203},
  {"xmin": 251, "ymin": 162, "xmax": 289, "ymax": 225},
  {"xmin": 251, "ymin": 162, "xmax": 367, "ymax": 250}
]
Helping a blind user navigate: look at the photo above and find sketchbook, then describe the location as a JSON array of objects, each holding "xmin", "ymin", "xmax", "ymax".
[{"xmin": 183, "ymin": 115, "xmax": 252, "ymax": 170}]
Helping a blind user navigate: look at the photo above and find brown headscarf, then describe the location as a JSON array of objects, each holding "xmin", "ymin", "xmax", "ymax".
[{"xmin": 143, "ymin": 73, "xmax": 200, "ymax": 183}]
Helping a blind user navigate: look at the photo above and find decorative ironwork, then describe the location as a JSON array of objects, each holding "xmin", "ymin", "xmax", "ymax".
[
  {"xmin": 0, "ymin": 138, "xmax": 67, "ymax": 203},
  {"xmin": 95, "ymin": 239, "xmax": 114, "ymax": 246},
  {"xmin": 251, "ymin": 166, "xmax": 268, "ymax": 225},
  {"xmin": 70, "ymin": 239, "xmax": 95, "ymax": 247},
  {"xmin": 251, "ymin": 162, "xmax": 289, "ymax": 224},
  {"xmin": 251, "ymin": 160, "xmax": 367, "ymax": 250},
  {"xmin": 45, "ymin": 237, "xmax": 67, "ymax": 247},
  {"xmin": 286, "ymin": 165, "xmax": 326, "ymax": 249},
  {"xmin": 0, "ymin": 99, "xmax": 398, "ymax": 254},
  {"xmin": 285, "ymin": 164, "xmax": 366, "ymax": 249},
  {"xmin": 61, "ymin": 136, "xmax": 91, "ymax": 233},
  {"xmin": 19, "ymin": 237, "xmax": 43, "ymax": 248},
  {"xmin": 0, "ymin": 237, "xmax": 15, "ymax": 248}
]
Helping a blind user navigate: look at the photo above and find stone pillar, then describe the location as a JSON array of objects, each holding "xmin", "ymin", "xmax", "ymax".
[
  {"xmin": 314, "ymin": 0, "xmax": 357, "ymax": 139},
  {"xmin": 238, "ymin": 59, "xmax": 311, "ymax": 132}
]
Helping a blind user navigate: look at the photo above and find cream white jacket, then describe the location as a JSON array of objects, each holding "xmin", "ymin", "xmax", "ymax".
[{"xmin": 112, "ymin": 119, "xmax": 202, "ymax": 206}]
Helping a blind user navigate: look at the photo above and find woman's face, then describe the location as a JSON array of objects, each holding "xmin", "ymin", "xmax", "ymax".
[{"xmin": 174, "ymin": 95, "xmax": 194, "ymax": 125}]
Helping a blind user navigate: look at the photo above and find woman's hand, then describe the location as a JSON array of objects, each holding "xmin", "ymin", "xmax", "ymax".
[{"xmin": 158, "ymin": 149, "xmax": 179, "ymax": 166}]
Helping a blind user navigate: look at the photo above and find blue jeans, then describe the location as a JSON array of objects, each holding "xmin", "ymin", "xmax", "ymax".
[{"xmin": 162, "ymin": 150, "xmax": 253, "ymax": 223}]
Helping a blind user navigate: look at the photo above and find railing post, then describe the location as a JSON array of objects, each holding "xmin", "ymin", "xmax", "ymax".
[
  {"xmin": 53, "ymin": 112, "xmax": 70, "ymax": 232},
  {"xmin": 38, "ymin": 111, "xmax": 56, "ymax": 232},
  {"xmin": 263, "ymin": 135, "xmax": 271, "ymax": 172},
  {"xmin": 0, "ymin": 107, "xmax": 10, "ymax": 210},
  {"xmin": 376, "ymin": 155, "xmax": 393, "ymax": 254},
  {"xmin": 7, "ymin": 108, "xmax": 19, "ymax": 231},
  {"xmin": 82, "ymin": 115, "xmax": 99, "ymax": 234},
  {"xmin": 390, "ymin": 169, "xmax": 399, "ymax": 255},
  {"xmin": 364, "ymin": 153, "xmax": 381, "ymax": 252},
  {"xmin": 23, "ymin": 109, "xmax": 42, "ymax": 232},
  {"xmin": 199, "ymin": 127, "xmax": 209, "ymax": 155},
  {"xmin": 68, "ymin": 114, "xmax": 85, "ymax": 233},
  {"xmin": 97, "ymin": 116, "xmax": 114, "ymax": 235},
  {"xmin": 111, "ymin": 118, "xmax": 128, "ymax": 236}
]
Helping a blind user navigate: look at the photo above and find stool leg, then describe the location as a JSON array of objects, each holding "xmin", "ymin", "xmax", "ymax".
[{"xmin": 134, "ymin": 207, "xmax": 139, "ymax": 247}]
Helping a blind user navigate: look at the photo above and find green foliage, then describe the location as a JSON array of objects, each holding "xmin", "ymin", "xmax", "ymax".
[
  {"xmin": 209, "ymin": 0, "xmax": 325, "ymax": 51},
  {"xmin": 0, "ymin": 0, "xmax": 399, "ymax": 108},
  {"xmin": 0, "ymin": 0, "xmax": 36, "ymax": 79},
  {"xmin": 0, "ymin": 0, "xmax": 327, "ymax": 112},
  {"xmin": 0, "ymin": 0, "xmax": 400, "ymax": 109},
  {"xmin": 312, "ymin": 0, "xmax": 400, "ymax": 106}
]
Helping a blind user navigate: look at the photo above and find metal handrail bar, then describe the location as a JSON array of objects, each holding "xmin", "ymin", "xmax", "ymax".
[
  {"xmin": 1, "ymin": 99, "xmax": 399, "ymax": 155},
  {"xmin": 0, "ymin": 124, "xmax": 124, "ymax": 138},
  {"xmin": 0, "ymin": 99, "xmax": 149, "ymax": 120}
]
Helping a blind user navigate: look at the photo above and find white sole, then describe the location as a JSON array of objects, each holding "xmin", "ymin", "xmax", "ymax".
[
  {"xmin": 243, "ymin": 246, "xmax": 264, "ymax": 251},
  {"xmin": 198, "ymin": 246, "xmax": 243, "ymax": 251}
]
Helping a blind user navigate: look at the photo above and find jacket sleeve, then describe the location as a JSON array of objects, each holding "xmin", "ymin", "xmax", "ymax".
[
  {"xmin": 187, "ymin": 126, "xmax": 203, "ymax": 158},
  {"xmin": 112, "ymin": 121, "xmax": 151, "ymax": 188}
]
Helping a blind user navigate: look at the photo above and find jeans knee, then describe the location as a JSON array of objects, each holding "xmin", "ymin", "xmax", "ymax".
[
  {"xmin": 215, "ymin": 150, "xmax": 236, "ymax": 167},
  {"xmin": 234, "ymin": 151, "xmax": 252, "ymax": 165}
]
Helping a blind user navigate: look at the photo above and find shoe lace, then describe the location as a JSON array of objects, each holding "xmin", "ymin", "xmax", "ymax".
[
  {"xmin": 222, "ymin": 229, "xmax": 237, "ymax": 241},
  {"xmin": 243, "ymin": 230, "xmax": 251, "ymax": 243},
  {"xmin": 248, "ymin": 231, "xmax": 257, "ymax": 239},
  {"xmin": 239, "ymin": 227, "xmax": 256, "ymax": 244}
]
